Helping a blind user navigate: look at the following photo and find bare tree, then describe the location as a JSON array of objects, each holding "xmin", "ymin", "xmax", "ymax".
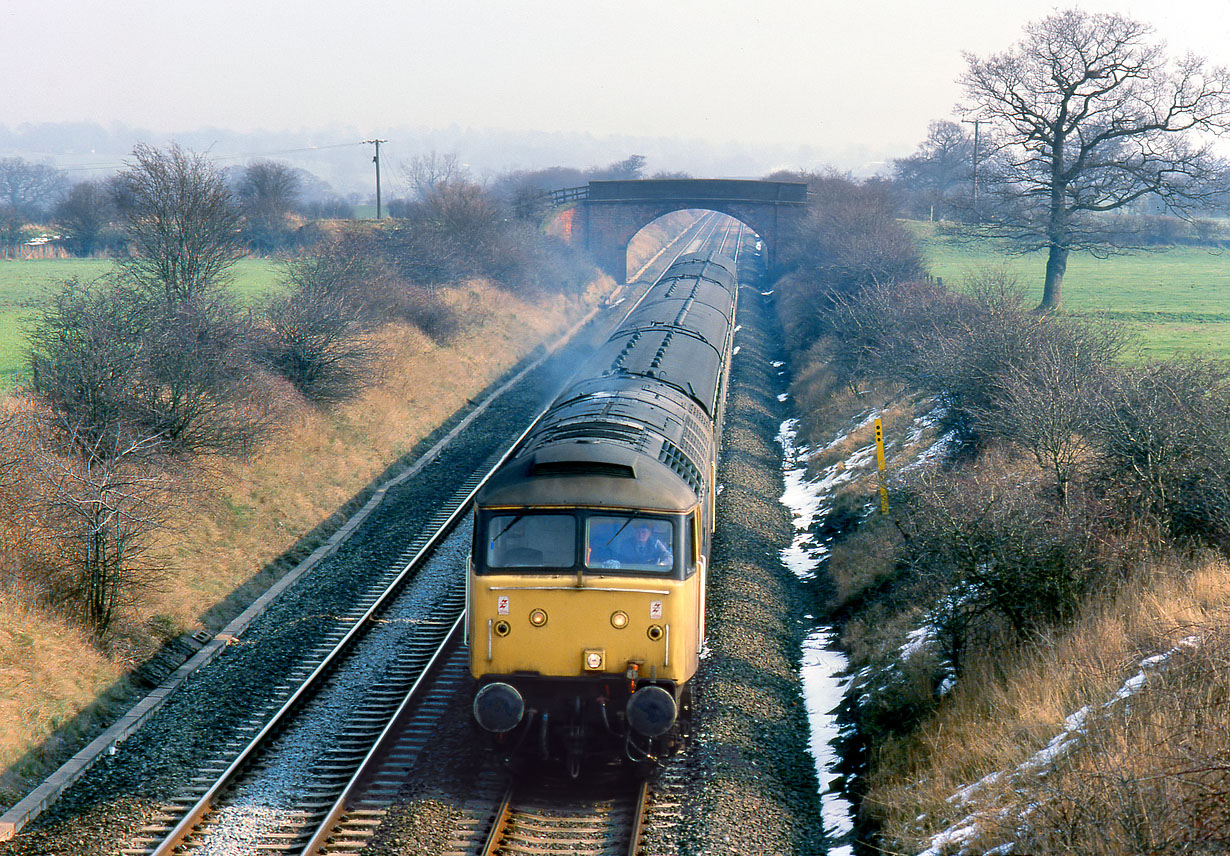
[
  {"xmin": 892, "ymin": 120, "xmax": 975, "ymax": 220},
  {"xmin": 399, "ymin": 151, "xmax": 469, "ymax": 201},
  {"xmin": 114, "ymin": 143, "xmax": 245, "ymax": 303},
  {"xmin": 594, "ymin": 154, "xmax": 647, "ymax": 180},
  {"xmin": 254, "ymin": 239, "xmax": 387, "ymax": 403},
  {"xmin": 238, "ymin": 159, "xmax": 301, "ymax": 253},
  {"xmin": 27, "ymin": 420, "xmax": 172, "ymax": 641},
  {"xmin": 54, "ymin": 180, "xmax": 118, "ymax": 256},
  {"xmin": 973, "ymin": 315, "xmax": 1126, "ymax": 506},
  {"xmin": 0, "ymin": 156, "xmax": 67, "ymax": 218},
  {"xmin": 962, "ymin": 9, "xmax": 1230, "ymax": 309},
  {"xmin": 27, "ymin": 276, "xmax": 267, "ymax": 457}
]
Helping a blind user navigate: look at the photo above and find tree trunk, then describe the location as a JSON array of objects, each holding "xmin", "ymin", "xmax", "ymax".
[{"xmin": 1040, "ymin": 242, "xmax": 1068, "ymax": 311}]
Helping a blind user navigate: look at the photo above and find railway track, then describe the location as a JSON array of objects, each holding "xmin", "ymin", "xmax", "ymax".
[
  {"xmin": 113, "ymin": 216, "xmax": 744, "ymax": 856},
  {"xmin": 475, "ymin": 772, "xmax": 649, "ymax": 856}
]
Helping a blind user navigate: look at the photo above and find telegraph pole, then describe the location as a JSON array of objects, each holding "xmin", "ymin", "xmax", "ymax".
[{"xmin": 364, "ymin": 139, "xmax": 388, "ymax": 218}]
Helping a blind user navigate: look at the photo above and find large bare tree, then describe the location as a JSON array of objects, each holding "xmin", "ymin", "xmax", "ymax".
[{"xmin": 962, "ymin": 9, "xmax": 1230, "ymax": 310}]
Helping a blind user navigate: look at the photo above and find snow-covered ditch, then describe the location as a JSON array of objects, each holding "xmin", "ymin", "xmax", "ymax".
[
  {"xmin": 777, "ymin": 415, "xmax": 880, "ymax": 855},
  {"xmin": 776, "ymin": 403, "xmax": 965, "ymax": 854}
]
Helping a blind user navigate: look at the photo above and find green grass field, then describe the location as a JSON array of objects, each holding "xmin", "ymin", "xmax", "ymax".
[
  {"xmin": 911, "ymin": 221, "xmax": 1230, "ymax": 360},
  {"xmin": 0, "ymin": 258, "xmax": 284, "ymax": 380}
]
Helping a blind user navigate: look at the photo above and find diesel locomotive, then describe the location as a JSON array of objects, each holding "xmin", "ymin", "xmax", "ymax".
[{"xmin": 466, "ymin": 249, "xmax": 739, "ymax": 773}]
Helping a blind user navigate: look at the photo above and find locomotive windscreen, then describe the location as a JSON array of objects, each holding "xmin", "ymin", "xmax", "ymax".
[
  {"xmin": 486, "ymin": 513, "xmax": 576, "ymax": 568},
  {"xmin": 585, "ymin": 515, "xmax": 676, "ymax": 572}
]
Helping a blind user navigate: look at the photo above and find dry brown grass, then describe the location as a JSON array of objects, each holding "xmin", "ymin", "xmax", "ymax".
[
  {"xmin": 868, "ymin": 559, "xmax": 1230, "ymax": 855},
  {"xmin": 0, "ymin": 587, "xmax": 122, "ymax": 804}
]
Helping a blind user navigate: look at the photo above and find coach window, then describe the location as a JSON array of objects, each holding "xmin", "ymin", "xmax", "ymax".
[{"xmin": 486, "ymin": 514, "xmax": 576, "ymax": 569}]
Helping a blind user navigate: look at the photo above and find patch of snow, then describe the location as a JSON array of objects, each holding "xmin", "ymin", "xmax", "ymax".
[
  {"xmin": 777, "ymin": 416, "xmax": 858, "ymax": 853},
  {"xmin": 900, "ymin": 626, "xmax": 936, "ymax": 661},
  {"xmin": 923, "ymin": 635, "xmax": 1204, "ymax": 855},
  {"xmin": 800, "ymin": 629, "xmax": 856, "ymax": 851}
]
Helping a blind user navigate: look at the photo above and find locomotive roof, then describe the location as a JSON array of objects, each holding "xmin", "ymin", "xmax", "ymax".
[
  {"xmin": 476, "ymin": 251, "xmax": 734, "ymax": 515},
  {"xmin": 477, "ymin": 443, "xmax": 699, "ymax": 512}
]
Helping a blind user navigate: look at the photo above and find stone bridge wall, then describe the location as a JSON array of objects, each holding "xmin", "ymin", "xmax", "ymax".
[{"xmin": 565, "ymin": 180, "xmax": 807, "ymax": 282}]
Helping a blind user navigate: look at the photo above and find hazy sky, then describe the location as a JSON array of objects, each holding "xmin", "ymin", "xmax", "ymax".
[{"xmin": 6, "ymin": 0, "xmax": 1230, "ymax": 173}]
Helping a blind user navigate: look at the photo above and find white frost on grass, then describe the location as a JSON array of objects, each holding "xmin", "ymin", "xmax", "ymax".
[{"xmin": 918, "ymin": 635, "xmax": 1202, "ymax": 856}]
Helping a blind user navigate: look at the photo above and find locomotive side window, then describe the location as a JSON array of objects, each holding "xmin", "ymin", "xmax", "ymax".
[
  {"xmin": 487, "ymin": 514, "xmax": 576, "ymax": 568},
  {"xmin": 585, "ymin": 516, "xmax": 675, "ymax": 572}
]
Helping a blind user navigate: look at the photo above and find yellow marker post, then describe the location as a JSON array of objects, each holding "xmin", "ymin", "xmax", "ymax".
[{"xmin": 874, "ymin": 417, "xmax": 889, "ymax": 514}]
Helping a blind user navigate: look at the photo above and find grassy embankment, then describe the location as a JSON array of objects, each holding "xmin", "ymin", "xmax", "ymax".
[
  {"xmin": 914, "ymin": 220, "xmax": 1230, "ymax": 360},
  {"xmin": 0, "ymin": 213, "xmax": 693, "ymax": 806},
  {"xmin": 786, "ymin": 226, "xmax": 1230, "ymax": 853}
]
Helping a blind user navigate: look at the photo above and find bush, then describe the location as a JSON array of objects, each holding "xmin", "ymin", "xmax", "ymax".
[
  {"xmin": 255, "ymin": 241, "xmax": 386, "ymax": 404},
  {"xmin": 27, "ymin": 275, "xmax": 267, "ymax": 457},
  {"xmin": 897, "ymin": 459, "xmax": 1113, "ymax": 653},
  {"xmin": 1087, "ymin": 357, "xmax": 1230, "ymax": 553}
]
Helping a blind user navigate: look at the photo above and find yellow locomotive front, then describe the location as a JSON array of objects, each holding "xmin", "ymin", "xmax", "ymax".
[{"xmin": 467, "ymin": 446, "xmax": 712, "ymax": 770}]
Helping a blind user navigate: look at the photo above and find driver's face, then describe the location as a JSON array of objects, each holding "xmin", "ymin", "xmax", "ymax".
[{"xmin": 635, "ymin": 525, "xmax": 650, "ymax": 541}]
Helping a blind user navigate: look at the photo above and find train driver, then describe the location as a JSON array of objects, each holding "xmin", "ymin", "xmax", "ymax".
[{"xmin": 610, "ymin": 520, "xmax": 672, "ymax": 568}]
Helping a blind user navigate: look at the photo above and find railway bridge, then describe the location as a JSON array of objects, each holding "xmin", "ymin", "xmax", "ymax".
[{"xmin": 551, "ymin": 179, "xmax": 808, "ymax": 282}]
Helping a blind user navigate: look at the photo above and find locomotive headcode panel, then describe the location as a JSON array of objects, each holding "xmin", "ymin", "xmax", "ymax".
[{"xmin": 465, "ymin": 250, "xmax": 738, "ymax": 771}]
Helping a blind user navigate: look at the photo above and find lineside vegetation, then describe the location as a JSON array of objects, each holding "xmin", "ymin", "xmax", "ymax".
[
  {"xmin": 772, "ymin": 170, "xmax": 1230, "ymax": 854},
  {"xmin": 0, "ymin": 143, "xmax": 599, "ymax": 646}
]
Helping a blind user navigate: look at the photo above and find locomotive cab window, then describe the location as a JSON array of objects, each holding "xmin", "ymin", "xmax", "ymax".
[
  {"xmin": 585, "ymin": 516, "xmax": 677, "ymax": 573},
  {"xmin": 486, "ymin": 514, "xmax": 576, "ymax": 569}
]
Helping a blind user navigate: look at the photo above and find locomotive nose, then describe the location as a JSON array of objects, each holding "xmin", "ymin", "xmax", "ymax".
[
  {"xmin": 474, "ymin": 682, "xmax": 524, "ymax": 733},
  {"xmin": 625, "ymin": 685, "xmax": 677, "ymax": 737}
]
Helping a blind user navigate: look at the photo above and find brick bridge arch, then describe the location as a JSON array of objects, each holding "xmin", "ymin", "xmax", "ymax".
[{"xmin": 559, "ymin": 179, "xmax": 808, "ymax": 282}]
